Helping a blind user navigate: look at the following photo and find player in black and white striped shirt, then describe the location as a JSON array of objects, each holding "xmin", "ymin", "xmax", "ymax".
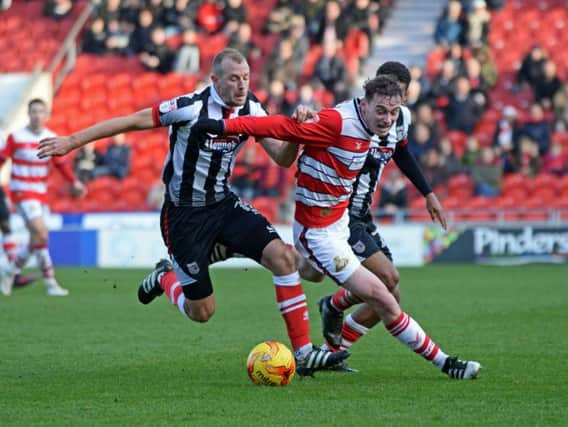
[{"xmin": 38, "ymin": 48, "xmax": 348, "ymax": 375}]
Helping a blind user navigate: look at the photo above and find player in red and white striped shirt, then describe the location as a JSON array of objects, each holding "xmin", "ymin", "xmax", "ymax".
[
  {"xmin": 0, "ymin": 99, "xmax": 85, "ymax": 296},
  {"xmin": 192, "ymin": 75, "xmax": 481, "ymax": 379}
]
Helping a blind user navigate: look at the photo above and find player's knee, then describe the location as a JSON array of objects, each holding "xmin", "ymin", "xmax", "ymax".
[
  {"xmin": 299, "ymin": 261, "xmax": 324, "ymax": 282},
  {"xmin": 187, "ymin": 305, "xmax": 215, "ymax": 323},
  {"xmin": 262, "ymin": 241, "xmax": 296, "ymax": 274}
]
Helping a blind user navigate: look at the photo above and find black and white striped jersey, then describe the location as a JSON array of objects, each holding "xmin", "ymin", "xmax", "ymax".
[
  {"xmin": 348, "ymin": 104, "xmax": 412, "ymax": 219},
  {"xmin": 151, "ymin": 84, "xmax": 267, "ymax": 207}
]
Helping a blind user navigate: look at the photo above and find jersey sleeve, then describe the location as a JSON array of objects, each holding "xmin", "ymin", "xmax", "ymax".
[
  {"xmin": 223, "ymin": 109, "xmax": 342, "ymax": 146},
  {"xmin": 0, "ymin": 134, "xmax": 15, "ymax": 162},
  {"xmin": 151, "ymin": 94, "xmax": 201, "ymax": 127}
]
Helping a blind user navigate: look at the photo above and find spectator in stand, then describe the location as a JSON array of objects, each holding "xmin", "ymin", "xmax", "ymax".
[
  {"xmin": 439, "ymin": 137, "xmax": 464, "ymax": 176},
  {"xmin": 74, "ymin": 145, "xmax": 102, "ymax": 183},
  {"xmin": 463, "ymin": 57, "xmax": 490, "ymax": 98},
  {"xmin": 223, "ymin": 0, "xmax": 247, "ymax": 34},
  {"xmin": 493, "ymin": 105, "xmax": 520, "ymax": 173},
  {"xmin": 95, "ymin": 0, "xmax": 121, "ymax": 25},
  {"xmin": 421, "ymin": 148, "xmax": 449, "ymax": 188},
  {"xmin": 344, "ymin": 0, "xmax": 379, "ymax": 46},
  {"xmin": 446, "ymin": 42, "xmax": 467, "ymax": 76},
  {"xmin": 263, "ymin": 0, "xmax": 293, "ymax": 34},
  {"xmin": 290, "ymin": 83, "xmax": 322, "ymax": 115},
  {"xmin": 94, "ymin": 134, "xmax": 131, "ymax": 180},
  {"xmin": 145, "ymin": 0, "xmax": 164, "ymax": 24},
  {"xmin": 462, "ymin": 136, "xmax": 481, "ymax": 170},
  {"xmin": 196, "ymin": 0, "xmax": 224, "ymax": 34},
  {"xmin": 162, "ymin": 0, "xmax": 198, "ymax": 34},
  {"xmin": 464, "ymin": 0, "xmax": 490, "ymax": 47},
  {"xmin": 405, "ymin": 79, "xmax": 424, "ymax": 111},
  {"xmin": 410, "ymin": 64, "xmax": 431, "ymax": 98},
  {"xmin": 378, "ymin": 169, "xmax": 408, "ymax": 218},
  {"xmin": 231, "ymin": 143, "xmax": 258, "ymax": 200},
  {"xmin": 471, "ymin": 146, "xmax": 502, "ymax": 197},
  {"xmin": 228, "ymin": 22, "xmax": 260, "ymax": 62},
  {"xmin": 316, "ymin": 0, "xmax": 349, "ymax": 43},
  {"xmin": 43, "ymin": 0, "xmax": 73, "ymax": 20},
  {"xmin": 514, "ymin": 135, "xmax": 541, "ymax": 177},
  {"xmin": 82, "ymin": 17, "xmax": 107, "ymax": 55},
  {"xmin": 261, "ymin": 38, "xmax": 299, "ymax": 89},
  {"xmin": 553, "ymin": 82, "xmax": 568, "ymax": 132},
  {"xmin": 264, "ymin": 80, "xmax": 287, "ymax": 115},
  {"xmin": 434, "ymin": 0, "xmax": 463, "ymax": 47},
  {"xmin": 534, "ymin": 60, "xmax": 563, "ymax": 109},
  {"xmin": 129, "ymin": 8, "xmax": 155, "ymax": 54},
  {"xmin": 105, "ymin": 19, "xmax": 131, "ymax": 55},
  {"xmin": 139, "ymin": 27, "xmax": 175, "ymax": 74},
  {"xmin": 521, "ymin": 103, "xmax": 551, "ymax": 155},
  {"xmin": 517, "ymin": 45, "xmax": 547, "ymax": 91},
  {"xmin": 296, "ymin": 0, "xmax": 326, "ymax": 40},
  {"xmin": 408, "ymin": 122, "xmax": 435, "ymax": 162},
  {"xmin": 414, "ymin": 102, "xmax": 442, "ymax": 143},
  {"xmin": 313, "ymin": 35, "xmax": 349, "ymax": 103},
  {"xmin": 542, "ymin": 142, "xmax": 568, "ymax": 176},
  {"xmin": 429, "ymin": 59, "xmax": 457, "ymax": 102},
  {"xmin": 119, "ymin": 0, "xmax": 144, "ymax": 28},
  {"xmin": 445, "ymin": 76, "xmax": 486, "ymax": 134},
  {"xmin": 284, "ymin": 15, "xmax": 310, "ymax": 76},
  {"xmin": 472, "ymin": 45, "xmax": 497, "ymax": 89},
  {"xmin": 173, "ymin": 28, "xmax": 200, "ymax": 74}
]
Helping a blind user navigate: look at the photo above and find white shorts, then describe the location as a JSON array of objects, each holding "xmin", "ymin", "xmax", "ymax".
[
  {"xmin": 16, "ymin": 200, "xmax": 48, "ymax": 222},
  {"xmin": 293, "ymin": 212, "xmax": 360, "ymax": 285}
]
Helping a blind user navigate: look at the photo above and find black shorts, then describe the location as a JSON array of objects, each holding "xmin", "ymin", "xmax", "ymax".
[
  {"xmin": 0, "ymin": 187, "xmax": 10, "ymax": 222},
  {"xmin": 160, "ymin": 193, "xmax": 280, "ymax": 300},
  {"xmin": 348, "ymin": 216, "xmax": 393, "ymax": 262}
]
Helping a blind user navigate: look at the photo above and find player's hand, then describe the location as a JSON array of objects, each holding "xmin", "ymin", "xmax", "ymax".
[
  {"xmin": 37, "ymin": 137, "xmax": 75, "ymax": 158},
  {"xmin": 425, "ymin": 192, "xmax": 447, "ymax": 230},
  {"xmin": 70, "ymin": 180, "xmax": 87, "ymax": 198},
  {"xmin": 291, "ymin": 105, "xmax": 318, "ymax": 124}
]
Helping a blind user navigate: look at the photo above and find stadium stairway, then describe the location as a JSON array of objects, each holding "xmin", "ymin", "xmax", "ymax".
[{"xmin": 359, "ymin": 0, "xmax": 447, "ymax": 87}]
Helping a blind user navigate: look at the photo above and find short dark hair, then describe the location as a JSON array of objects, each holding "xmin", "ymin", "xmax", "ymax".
[
  {"xmin": 363, "ymin": 75, "xmax": 402, "ymax": 101},
  {"xmin": 212, "ymin": 48, "xmax": 247, "ymax": 77},
  {"xmin": 375, "ymin": 61, "xmax": 411, "ymax": 87},
  {"xmin": 28, "ymin": 98, "xmax": 47, "ymax": 110}
]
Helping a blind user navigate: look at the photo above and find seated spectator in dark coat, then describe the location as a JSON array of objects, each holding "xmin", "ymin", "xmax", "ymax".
[
  {"xmin": 290, "ymin": 84, "xmax": 322, "ymax": 116},
  {"xmin": 472, "ymin": 146, "xmax": 502, "ymax": 197},
  {"xmin": 514, "ymin": 135, "xmax": 541, "ymax": 177},
  {"xmin": 162, "ymin": 0, "xmax": 199, "ymax": 33},
  {"xmin": 434, "ymin": 0, "xmax": 463, "ymax": 47},
  {"xmin": 462, "ymin": 136, "xmax": 481, "ymax": 170},
  {"xmin": 105, "ymin": 19, "xmax": 131, "ymax": 55},
  {"xmin": 173, "ymin": 28, "xmax": 200, "ymax": 74},
  {"xmin": 517, "ymin": 45, "xmax": 547, "ymax": 90},
  {"xmin": 421, "ymin": 148, "xmax": 449, "ymax": 189},
  {"xmin": 74, "ymin": 145, "xmax": 102, "ymax": 183},
  {"xmin": 439, "ymin": 137, "xmax": 464, "ymax": 176},
  {"xmin": 129, "ymin": 8, "xmax": 155, "ymax": 54},
  {"xmin": 520, "ymin": 103, "xmax": 552, "ymax": 155},
  {"xmin": 414, "ymin": 103, "xmax": 442, "ymax": 142},
  {"xmin": 445, "ymin": 77, "xmax": 486, "ymax": 134},
  {"xmin": 140, "ymin": 27, "xmax": 175, "ymax": 74},
  {"xmin": 228, "ymin": 23, "xmax": 261, "ymax": 62},
  {"xmin": 493, "ymin": 106, "xmax": 520, "ymax": 173},
  {"xmin": 408, "ymin": 122, "xmax": 435, "ymax": 162},
  {"xmin": 316, "ymin": 1, "xmax": 349, "ymax": 43},
  {"xmin": 261, "ymin": 39, "xmax": 300, "ymax": 89},
  {"xmin": 223, "ymin": 0, "xmax": 247, "ymax": 34},
  {"xmin": 82, "ymin": 18, "xmax": 107, "ymax": 55},
  {"xmin": 44, "ymin": 0, "xmax": 73, "ymax": 20},
  {"xmin": 285, "ymin": 15, "xmax": 310, "ymax": 75},
  {"xmin": 378, "ymin": 169, "xmax": 408, "ymax": 218},
  {"xmin": 534, "ymin": 60, "xmax": 563, "ymax": 109},
  {"xmin": 429, "ymin": 59, "xmax": 457, "ymax": 102},
  {"xmin": 94, "ymin": 134, "xmax": 131, "ymax": 180},
  {"xmin": 313, "ymin": 36, "xmax": 348, "ymax": 103}
]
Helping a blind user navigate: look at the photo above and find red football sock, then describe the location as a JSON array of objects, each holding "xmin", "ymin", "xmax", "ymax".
[
  {"xmin": 274, "ymin": 273, "xmax": 311, "ymax": 352},
  {"xmin": 331, "ymin": 288, "xmax": 362, "ymax": 312},
  {"xmin": 160, "ymin": 271, "xmax": 182, "ymax": 305},
  {"xmin": 339, "ymin": 314, "xmax": 369, "ymax": 350}
]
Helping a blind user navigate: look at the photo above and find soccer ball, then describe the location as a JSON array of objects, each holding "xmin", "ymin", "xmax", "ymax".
[{"xmin": 246, "ymin": 341, "xmax": 296, "ymax": 386}]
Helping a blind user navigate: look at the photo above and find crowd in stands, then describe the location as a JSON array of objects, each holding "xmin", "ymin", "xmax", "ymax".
[{"xmin": 12, "ymin": 0, "xmax": 565, "ymax": 219}]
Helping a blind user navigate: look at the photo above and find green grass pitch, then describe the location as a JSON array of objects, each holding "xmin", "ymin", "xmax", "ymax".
[{"xmin": 1, "ymin": 264, "xmax": 567, "ymax": 426}]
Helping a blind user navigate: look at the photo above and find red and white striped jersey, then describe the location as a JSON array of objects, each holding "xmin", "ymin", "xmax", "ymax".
[
  {"xmin": 0, "ymin": 126, "xmax": 72, "ymax": 203},
  {"xmin": 223, "ymin": 98, "xmax": 375, "ymax": 227}
]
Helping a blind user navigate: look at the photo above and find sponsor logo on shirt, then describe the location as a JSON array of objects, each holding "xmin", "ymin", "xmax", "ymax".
[{"xmin": 201, "ymin": 136, "xmax": 240, "ymax": 153}]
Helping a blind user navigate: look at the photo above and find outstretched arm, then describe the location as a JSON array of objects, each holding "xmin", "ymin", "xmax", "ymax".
[
  {"xmin": 38, "ymin": 109, "xmax": 155, "ymax": 158},
  {"xmin": 393, "ymin": 142, "xmax": 447, "ymax": 230},
  {"xmin": 259, "ymin": 138, "xmax": 299, "ymax": 167}
]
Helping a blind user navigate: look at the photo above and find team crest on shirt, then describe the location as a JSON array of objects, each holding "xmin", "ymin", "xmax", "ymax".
[
  {"xmin": 333, "ymin": 256, "xmax": 349, "ymax": 272},
  {"xmin": 397, "ymin": 127, "xmax": 405, "ymax": 140},
  {"xmin": 352, "ymin": 240, "xmax": 366, "ymax": 254},
  {"xmin": 159, "ymin": 99, "xmax": 178, "ymax": 114},
  {"xmin": 201, "ymin": 136, "xmax": 240, "ymax": 153}
]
